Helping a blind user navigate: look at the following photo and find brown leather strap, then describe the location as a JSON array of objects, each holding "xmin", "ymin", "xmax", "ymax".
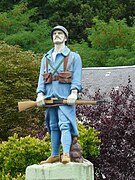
[
  {"xmin": 46, "ymin": 58, "xmax": 48, "ymax": 73},
  {"xmin": 64, "ymin": 55, "xmax": 69, "ymax": 71},
  {"xmin": 46, "ymin": 54, "xmax": 69, "ymax": 73},
  {"xmin": 52, "ymin": 76, "xmax": 59, "ymax": 81}
]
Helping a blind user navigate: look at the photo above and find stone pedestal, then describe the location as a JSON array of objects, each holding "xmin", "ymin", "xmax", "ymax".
[{"xmin": 25, "ymin": 160, "xmax": 94, "ymax": 180}]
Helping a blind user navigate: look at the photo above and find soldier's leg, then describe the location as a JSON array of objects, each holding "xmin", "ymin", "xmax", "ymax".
[
  {"xmin": 58, "ymin": 108, "xmax": 72, "ymax": 163},
  {"xmin": 40, "ymin": 107, "xmax": 60, "ymax": 164},
  {"xmin": 49, "ymin": 107, "xmax": 61, "ymax": 156}
]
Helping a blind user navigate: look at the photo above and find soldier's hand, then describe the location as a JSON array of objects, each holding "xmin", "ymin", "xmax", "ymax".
[
  {"xmin": 67, "ymin": 90, "xmax": 78, "ymax": 105},
  {"xmin": 36, "ymin": 93, "xmax": 45, "ymax": 107}
]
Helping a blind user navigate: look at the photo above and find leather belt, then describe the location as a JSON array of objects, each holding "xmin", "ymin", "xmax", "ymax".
[{"xmin": 52, "ymin": 76, "xmax": 59, "ymax": 81}]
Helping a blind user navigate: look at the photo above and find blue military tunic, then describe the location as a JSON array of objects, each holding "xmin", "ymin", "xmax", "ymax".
[{"xmin": 36, "ymin": 46, "xmax": 82, "ymax": 136}]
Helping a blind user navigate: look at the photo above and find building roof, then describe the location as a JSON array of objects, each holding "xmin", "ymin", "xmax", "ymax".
[{"xmin": 82, "ymin": 65, "xmax": 135, "ymax": 95}]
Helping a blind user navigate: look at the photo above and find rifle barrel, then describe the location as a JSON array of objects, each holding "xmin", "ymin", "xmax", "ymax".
[{"xmin": 63, "ymin": 99, "xmax": 98, "ymax": 105}]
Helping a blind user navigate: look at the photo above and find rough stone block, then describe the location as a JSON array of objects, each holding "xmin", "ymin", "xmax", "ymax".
[{"xmin": 25, "ymin": 160, "xmax": 94, "ymax": 180}]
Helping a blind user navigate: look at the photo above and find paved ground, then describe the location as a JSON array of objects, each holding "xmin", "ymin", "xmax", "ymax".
[{"xmin": 82, "ymin": 65, "xmax": 135, "ymax": 96}]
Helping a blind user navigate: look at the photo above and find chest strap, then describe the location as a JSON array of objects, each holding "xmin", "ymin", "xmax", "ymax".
[
  {"xmin": 44, "ymin": 54, "xmax": 72, "ymax": 84},
  {"xmin": 46, "ymin": 55, "xmax": 69, "ymax": 74},
  {"xmin": 64, "ymin": 56, "xmax": 68, "ymax": 71}
]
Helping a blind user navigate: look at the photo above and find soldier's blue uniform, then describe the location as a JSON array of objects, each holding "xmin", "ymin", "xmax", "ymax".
[{"xmin": 36, "ymin": 46, "xmax": 82, "ymax": 156}]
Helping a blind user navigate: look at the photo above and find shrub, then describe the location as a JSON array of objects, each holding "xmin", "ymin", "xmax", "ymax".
[
  {"xmin": 0, "ymin": 41, "xmax": 45, "ymax": 141},
  {"xmin": 78, "ymin": 123, "xmax": 100, "ymax": 158},
  {"xmin": 0, "ymin": 123, "xmax": 100, "ymax": 178},
  {"xmin": 76, "ymin": 79, "xmax": 135, "ymax": 179},
  {"xmin": 0, "ymin": 173, "xmax": 25, "ymax": 180},
  {"xmin": 28, "ymin": 121, "xmax": 101, "ymax": 159},
  {"xmin": 0, "ymin": 134, "xmax": 51, "ymax": 179}
]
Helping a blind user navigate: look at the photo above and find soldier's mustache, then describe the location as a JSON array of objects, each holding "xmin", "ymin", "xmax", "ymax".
[{"xmin": 55, "ymin": 36, "xmax": 61, "ymax": 39}]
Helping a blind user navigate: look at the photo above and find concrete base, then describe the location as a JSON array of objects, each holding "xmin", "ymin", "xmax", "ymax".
[{"xmin": 25, "ymin": 160, "xmax": 94, "ymax": 180}]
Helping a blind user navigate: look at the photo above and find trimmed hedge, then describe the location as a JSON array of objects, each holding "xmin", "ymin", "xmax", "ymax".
[
  {"xmin": 0, "ymin": 134, "xmax": 51, "ymax": 179},
  {"xmin": 0, "ymin": 124, "xmax": 100, "ymax": 179}
]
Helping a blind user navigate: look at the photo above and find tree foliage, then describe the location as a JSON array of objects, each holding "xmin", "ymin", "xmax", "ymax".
[
  {"xmin": 0, "ymin": 2, "xmax": 52, "ymax": 53},
  {"xmin": 70, "ymin": 18, "xmax": 135, "ymax": 67},
  {"xmin": 0, "ymin": 2, "xmax": 134, "ymax": 67},
  {"xmin": 0, "ymin": 0, "xmax": 134, "ymax": 41},
  {"xmin": 0, "ymin": 41, "xmax": 44, "ymax": 141},
  {"xmin": 26, "ymin": 0, "xmax": 135, "ymax": 40},
  {"xmin": 86, "ymin": 18, "xmax": 135, "ymax": 66},
  {"xmin": 87, "ymin": 18, "xmax": 135, "ymax": 50},
  {"xmin": 76, "ymin": 81, "xmax": 135, "ymax": 179}
]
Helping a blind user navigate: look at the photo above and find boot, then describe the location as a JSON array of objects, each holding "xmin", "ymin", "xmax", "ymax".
[
  {"xmin": 61, "ymin": 153, "xmax": 70, "ymax": 164},
  {"xmin": 40, "ymin": 156, "xmax": 60, "ymax": 164}
]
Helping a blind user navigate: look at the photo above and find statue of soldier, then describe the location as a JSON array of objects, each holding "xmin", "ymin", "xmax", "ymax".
[{"xmin": 36, "ymin": 25, "xmax": 82, "ymax": 164}]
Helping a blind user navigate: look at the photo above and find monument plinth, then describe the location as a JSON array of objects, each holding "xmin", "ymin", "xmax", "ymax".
[{"xmin": 26, "ymin": 160, "xmax": 94, "ymax": 180}]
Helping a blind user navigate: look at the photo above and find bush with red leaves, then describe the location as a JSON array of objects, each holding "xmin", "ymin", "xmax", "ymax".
[{"xmin": 76, "ymin": 79, "xmax": 135, "ymax": 180}]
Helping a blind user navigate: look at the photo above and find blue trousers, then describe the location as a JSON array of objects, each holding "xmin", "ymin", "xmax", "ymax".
[{"xmin": 46, "ymin": 107, "xmax": 72, "ymax": 156}]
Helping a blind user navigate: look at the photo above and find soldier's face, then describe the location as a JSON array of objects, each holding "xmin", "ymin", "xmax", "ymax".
[{"xmin": 53, "ymin": 30, "xmax": 67, "ymax": 44}]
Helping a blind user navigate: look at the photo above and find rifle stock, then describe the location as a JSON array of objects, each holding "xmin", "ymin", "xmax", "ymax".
[
  {"xmin": 18, "ymin": 99, "xmax": 104, "ymax": 112},
  {"xmin": 18, "ymin": 101, "xmax": 37, "ymax": 112}
]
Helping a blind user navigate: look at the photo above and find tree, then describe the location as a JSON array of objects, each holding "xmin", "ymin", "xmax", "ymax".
[
  {"xmin": 26, "ymin": 0, "xmax": 135, "ymax": 41},
  {"xmin": 76, "ymin": 80, "xmax": 135, "ymax": 179},
  {"xmin": 85, "ymin": 18, "xmax": 135, "ymax": 66},
  {"xmin": 0, "ymin": 2, "xmax": 52, "ymax": 53},
  {"xmin": 0, "ymin": 0, "xmax": 19, "ymax": 12},
  {"xmin": 0, "ymin": 41, "xmax": 44, "ymax": 141}
]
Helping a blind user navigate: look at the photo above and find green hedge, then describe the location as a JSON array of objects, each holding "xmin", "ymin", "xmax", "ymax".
[
  {"xmin": 78, "ymin": 123, "xmax": 100, "ymax": 158},
  {"xmin": 0, "ymin": 134, "xmax": 51, "ymax": 179},
  {"xmin": 0, "ymin": 123, "xmax": 100, "ymax": 179}
]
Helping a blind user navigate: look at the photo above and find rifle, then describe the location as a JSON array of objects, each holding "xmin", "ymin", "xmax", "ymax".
[{"xmin": 18, "ymin": 98, "xmax": 105, "ymax": 112}]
